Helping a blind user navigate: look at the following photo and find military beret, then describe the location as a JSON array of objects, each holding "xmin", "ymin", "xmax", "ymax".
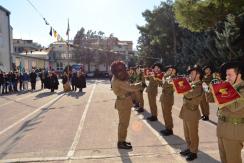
[{"xmin": 110, "ymin": 60, "xmax": 126, "ymax": 75}]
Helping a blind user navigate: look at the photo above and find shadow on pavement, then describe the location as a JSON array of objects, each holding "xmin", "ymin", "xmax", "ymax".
[
  {"xmin": 118, "ymin": 148, "xmax": 133, "ymax": 163},
  {"xmin": 66, "ymin": 91, "xmax": 86, "ymax": 99},
  {"xmin": 35, "ymin": 91, "xmax": 55, "ymax": 98},
  {"xmin": 136, "ymin": 109, "xmax": 219, "ymax": 163},
  {"xmin": 0, "ymin": 107, "xmax": 49, "ymax": 159}
]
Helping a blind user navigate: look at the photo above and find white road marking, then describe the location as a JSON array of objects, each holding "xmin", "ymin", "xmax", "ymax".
[
  {"xmin": 0, "ymin": 90, "xmax": 45, "ymax": 108},
  {"xmin": 132, "ymin": 109, "xmax": 187, "ymax": 162},
  {"xmin": 0, "ymin": 157, "xmax": 68, "ymax": 163},
  {"xmin": 0, "ymin": 152, "xmax": 182, "ymax": 163},
  {"xmin": 67, "ymin": 82, "xmax": 97, "ymax": 159},
  {"xmin": 0, "ymin": 93, "xmax": 65, "ymax": 136}
]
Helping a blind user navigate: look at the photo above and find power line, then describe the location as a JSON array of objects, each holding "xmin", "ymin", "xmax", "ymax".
[{"xmin": 25, "ymin": 0, "xmax": 49, "ymax": 25}]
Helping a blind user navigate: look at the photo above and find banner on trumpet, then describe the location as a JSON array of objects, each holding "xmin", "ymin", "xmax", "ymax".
[
  {"xmin": 210, "ymin": 81, "xmax": 241, "ymax": 108},
  {"xmin": 154, "ymin": 72, "xmax": 164, "ymax": 81},
  {"xmin": 144, "ymin": 68, "xmax": 152, "ymax": 78},
  {"xmin": 172, "ymin": 77, "xmax": 192, "ymax": 94},
  {"xmin": 143, "ymin": 68, "xmax": 164, "ymax": 81}
]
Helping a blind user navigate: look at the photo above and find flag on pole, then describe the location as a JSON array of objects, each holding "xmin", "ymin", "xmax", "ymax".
[
  {"xmin": 49, "ymin": 27, "xmax": 52, "ymax": 36},
  {"xmin": 19, "ymin": 62, "xmax": 24, "ymax": 73},
  {"xmin": 172, "ymin": 77, "xmax": 192, "ymax": 94},
  {"xmin": 66, "ymin": 19, "xmax": 70, "ymax": 35},
  {"xmin": 210, "ymin": 81, "xmax": 241, "ymax": 108},
  {"xmin": 54, "ymin": 30, "xmax": 57, "ymax": 38}
]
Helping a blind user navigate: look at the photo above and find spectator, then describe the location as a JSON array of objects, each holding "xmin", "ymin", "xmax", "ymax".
[{"xmin": 29, "ymin": 69, "xmax": 37, "ymax": 91}]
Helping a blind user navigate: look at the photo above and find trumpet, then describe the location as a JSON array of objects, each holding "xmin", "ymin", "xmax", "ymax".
[{"xmin": 203, "ymin": 77, "xmax": 223, "ymax": 93}]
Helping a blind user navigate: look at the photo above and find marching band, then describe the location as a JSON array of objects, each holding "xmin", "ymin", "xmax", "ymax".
[{"xmin": 111, "ymin": 60, "xmax": 244, "ymax": 162}]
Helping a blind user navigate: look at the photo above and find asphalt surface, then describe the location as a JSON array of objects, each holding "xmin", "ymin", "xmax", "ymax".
[{"xmin": 0, "ymin": 79, "xmax": 243, "ymax": 163}]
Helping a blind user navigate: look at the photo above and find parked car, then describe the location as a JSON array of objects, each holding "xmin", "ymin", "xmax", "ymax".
[{"xmin": 86, "ymin": 72, "xmax": 95, "ymax": 78}]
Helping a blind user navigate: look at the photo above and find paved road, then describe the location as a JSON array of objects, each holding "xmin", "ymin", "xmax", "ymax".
[{"xmin": 0, "ymin": 79, "xmax": 243, "ymax": 163}]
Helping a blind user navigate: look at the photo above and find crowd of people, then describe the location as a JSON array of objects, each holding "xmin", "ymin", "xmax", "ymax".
[
  {"xmin": 0, "ymin": 70, "xmax": 34, "ymax": 94},
  {"xmin": 0, "ymin": 68, "xmax": 87, "ymax": 95},
  {"xmin": 0, "ymin": 69, "xmax": 60, "ymax": 94},
  {"xmin": 110, "ymin": 60, "xmax": 244, "ymax": 163},
  {"xmin": 61, "ymin": 69, "xmax": 86, "ymax": 92}
]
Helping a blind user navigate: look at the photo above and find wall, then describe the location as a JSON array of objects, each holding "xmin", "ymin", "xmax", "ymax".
[{"xmin": 0, "ymin": 7, "xmax": 11, "ymax": 72}]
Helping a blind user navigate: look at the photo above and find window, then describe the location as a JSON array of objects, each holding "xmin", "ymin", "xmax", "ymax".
[{"xmin": 56, "ymin": 62, "xmax": 63, "ymax": 71}]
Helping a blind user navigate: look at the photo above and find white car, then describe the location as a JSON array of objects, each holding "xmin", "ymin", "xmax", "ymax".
[{"xmin": 86, "ymin": 72, "xmax": 95, "ymax": 78}]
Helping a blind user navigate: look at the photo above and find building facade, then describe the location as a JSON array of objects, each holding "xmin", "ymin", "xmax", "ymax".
[
  {"xmin": 13, "ymin": 39, "xmax": 42, "ymax": 53},
  {"xmin": 12, "ymin": 50, "xmax": 49, "ymax": 73},
  {"xmin": 0, "ymin": 6, "xmax": 11, "ymax": 72},
  {"xmin": 48, "ymin": 37, "xmax": 134, "ymax": 73}
]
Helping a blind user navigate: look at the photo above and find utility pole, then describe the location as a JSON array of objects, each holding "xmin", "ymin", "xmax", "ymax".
[{"xmin": 66, "ymin": 18, "xmax": 70, "ymax": 74}]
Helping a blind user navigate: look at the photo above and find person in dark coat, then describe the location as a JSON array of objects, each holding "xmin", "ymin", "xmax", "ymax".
[
  {"xmin": 0, "ymin": 71, "xmax": 3, "ymax": 94},
  {"xmin": 76, "ymin": 70, "xmax": 86, "ymax": 92},
  {"xmin": 3, "ymin": 72, "xmax": 8, "ymax": 94},
  {"xmin": 71, "ymin": 72, "xmax": 78, "ymax": 91},
  {"xmin": 22, "ymin": 71, "xmax": 29, "ymax": 91},
  {"xmin": 39, "ymin": 70, "xmax": 46, "ymax": 89},
  {"xmin": 47, "ymin": 72, "xmax": 59, "ymax": 92},
  {"xmin": 8, "ymin": 72, "xmax": 13, "ymax": 92},
  {"xmin": 18, "ymin": 72, "xmax": 24, "ymax": 91},
  {"xmin": 29, "ymin": 69, "xmax": 37, "ymax": 91},
  {"xmin": 12, "ymin": 72, "xmax": 18, "ymax": 92}
]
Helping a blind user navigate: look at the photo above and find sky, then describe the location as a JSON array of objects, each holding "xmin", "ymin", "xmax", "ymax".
[{"xmin": 1, "ymin": 0, "xmax": 163, "ymax": 49}]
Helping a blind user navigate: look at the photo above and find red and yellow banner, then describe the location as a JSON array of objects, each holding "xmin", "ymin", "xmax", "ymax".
[
  {"xmin": 210, "ymin": 82, "xmax": 241, "ymax": 108},
  {"xmin": 172, "ymin": 77, "xmax": 191, "ymax": 94},
  {"xmin": 154, "ymin": 72, "xmax": 164, "ymax": 81},
  {"xmin": 144, "ymin": 68, "xmax": 152, "ymax": 77}
]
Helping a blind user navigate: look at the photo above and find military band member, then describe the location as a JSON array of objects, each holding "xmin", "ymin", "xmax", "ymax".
[
  {"xmin": 145, "ymin": 63, "xmax": 162, "ymax": 121},
  {"xmin": 179, "ymin": 65, "xmax": 204, "ymax": 161},
  {"xmin": 200, "ymin": 65, "xmax": 213, "ymax": 121},
  {"xmin": 213, "ymin": 61, "xmax": 244, "ymax": 163},
  {"xmin": 111, "ymin": 61, "xmax": 141, "ymax": 149},
  {"xmin": 128, "ymin": 67, "xmax": 139, "ymax": 108},
  {"xmin": 160, "ymin": 65, "xmax": 177, "ymax": 136},
  {"xmin": 134, "ymin": 65, "xmax": 147, "ymax": 113}
]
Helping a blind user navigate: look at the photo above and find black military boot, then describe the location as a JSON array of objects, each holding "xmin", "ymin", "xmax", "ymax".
[
  {"xmin": 201, "ymin": 115, "xmax": 209, "ymax": 121},
  {"xmin": 160, "ymin": 129, "xmax": 173, "ymax": 136},
  {"xmin": 124, "ymin": 141, "xmax": 131, "ymax": 146},
  {"xmin": 180, "ymin": 149, "xmax": 190, "ymax": 156},
  {"xmin": 136, "ymin": 107, "xmax": 144, "ymax": 113},
  {"xmin": 117, "ymin": 142, "xmax": 132, "ymax": 149},
  {"xmin": 147, "ymin": 116, "xmax": 158, "ymax": 121},
  {"xmin": 186, "ymin": 152, "xmax": 197, "ymax": 161},
  {"xmin": 133, "ymin": 102, "xmax": 140, "ymax": 108}
]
